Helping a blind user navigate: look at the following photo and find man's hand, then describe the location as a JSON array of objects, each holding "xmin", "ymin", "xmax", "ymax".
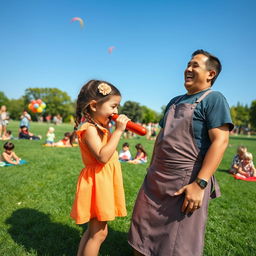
[{"xmin": 174, "ymin": 182, "xmax": 205, "ymax": 214}]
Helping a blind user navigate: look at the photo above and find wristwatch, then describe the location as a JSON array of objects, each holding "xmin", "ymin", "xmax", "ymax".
[{"xmin": 195, "ymin": 177, "xmax": 208, "ymax": 189}]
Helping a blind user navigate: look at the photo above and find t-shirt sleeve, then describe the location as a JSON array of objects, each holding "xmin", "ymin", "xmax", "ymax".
[{"xmin": 205, "ymin": 92, "xmax": 234, "ymax": 131}]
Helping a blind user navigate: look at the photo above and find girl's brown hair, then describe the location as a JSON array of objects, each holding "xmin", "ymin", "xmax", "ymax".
[
  {"xmin": 135, "ymin": 143, "xmax": 147, "ymax": 157},
  {"xmin": 74, "ymin": 80, "xmax": 121, "ymax": 129},
  {"xmin": 70, "ymin": 80, "xmax": 121, "ymax": 144}
]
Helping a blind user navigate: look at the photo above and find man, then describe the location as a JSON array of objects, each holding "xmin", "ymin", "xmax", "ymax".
[{"xmin": 128, "ymin": 50, "xmax": 233, "ymax": 256}]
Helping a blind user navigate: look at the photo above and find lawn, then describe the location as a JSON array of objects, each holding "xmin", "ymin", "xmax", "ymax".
[{"xmin": 0, "ymin": 121, "xmax": 255, "ymax": 256}]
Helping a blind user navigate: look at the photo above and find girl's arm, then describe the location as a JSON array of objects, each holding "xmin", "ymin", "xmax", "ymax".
[
  {"xmin": 2, "ymin": 152, "xmax": 18, "ymax": 165},
  {"xmin": 12, "ymin": 152, "xmax": 21, "ymax": 162},
  {"xmin": 237, "ymin": 165, "xmax": 249, "ymax": 177},
  {"xmin": 84, "ymin": 115, "xmax": 129, "ymax": 164}
]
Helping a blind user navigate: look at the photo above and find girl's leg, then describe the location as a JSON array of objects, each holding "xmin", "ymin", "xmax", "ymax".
[
  {"xmin": 81, "ymin": 219, "xmax": 108, "ymax": 256},
  {"xmin": 2, "ymin": 126, "xmax": 6, "ymax": 137},
  {"xmin": 77, "ymin": 228, "xmax": 89, "ymax": 256}
]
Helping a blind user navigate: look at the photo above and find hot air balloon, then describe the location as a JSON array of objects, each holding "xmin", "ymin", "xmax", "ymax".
[
  {"xmin": 108, "ymin": 46, "xmax": 115, "ymax": 54},
  {"xmin": 71, "ymin": 17, "xmax": 84, "ymax": 28}
]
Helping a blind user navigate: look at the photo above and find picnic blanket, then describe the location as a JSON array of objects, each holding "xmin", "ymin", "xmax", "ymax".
[
  {"xmin": 233, "ymin": 174, "xmax": 256, "ymax": 182},
  {"xmin": 0, "ymin": 160, "xmax": 27, "ymax": 167}
]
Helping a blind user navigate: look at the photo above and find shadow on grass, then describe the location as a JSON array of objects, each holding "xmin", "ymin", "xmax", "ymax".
[
  {"xmin": 217, "ymin": 169, "xmax": 230, "ymax": 174},
  {"xmin": 5, "ymin": 208, "xmax": 79, "ymax": 255},
  {"xmin": 100, "ymin": 226, "xmax": 133, "ymax": 256},
  {"xmin": 6, "ymin": 208, "xmax": 132, "ymax": 256}
]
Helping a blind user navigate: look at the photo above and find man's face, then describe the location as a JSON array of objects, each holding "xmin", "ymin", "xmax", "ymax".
[{"xmin": 184, "ymin": 54, "xmax": 212, "ymax": 94}]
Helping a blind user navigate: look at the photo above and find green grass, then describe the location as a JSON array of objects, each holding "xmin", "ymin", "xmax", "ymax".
[{"xmin": 0, "ymin": 121, "xmax": 256, "ymax": 256}]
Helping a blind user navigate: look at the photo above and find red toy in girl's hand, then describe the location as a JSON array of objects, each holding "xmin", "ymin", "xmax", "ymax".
[{"xmin": 111, "ymin": 114, "xmax": 147, "ymax": 136}]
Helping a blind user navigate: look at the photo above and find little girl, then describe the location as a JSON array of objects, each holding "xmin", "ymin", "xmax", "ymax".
[
  {"xmin": 229, "ymin": 145, "xmax": 247, "ymax": 174},
  {"xmin": 0, "ymin": 142, "xmax": 26, "ymax": 166},
  {"xmin": 70, "ymin": 80, "xmax": 130, "ymax": 256},
  {"xmin": 128, "ymin": 143, "xmax": 148, "ymax": 164},
  {"xmin": 236, "ymin": 152, "xmax": 256, "ymax": 178},
  {"xmin": 45, "ymin": 127, "xmax": 55, "ymax": 145},
  {"xmin": 54, "ymin": 132, "xmax": 72, "ymax": 147}
]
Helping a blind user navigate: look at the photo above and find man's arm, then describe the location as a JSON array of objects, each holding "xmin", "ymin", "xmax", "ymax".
[
  {"xmin": 174, "ymin": 124, "xmax": 230, "ymax": 213},
  {"xmin": 197, "ymin": 124, "xmax": 230, "ymax": 180}
]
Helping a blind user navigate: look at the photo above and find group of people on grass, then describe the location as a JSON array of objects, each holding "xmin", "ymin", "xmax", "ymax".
[
  {"xmin": 118, "ymin": 142, "xmax": 147, "ymax": 164},
  {"xmin": 0, "ymin": 108, "xmax": 77, "ymax": 167},
  {"xmin": 45, "ymin": 127, "xmax": 76, "ymax": 147},
  {"xmin": 229, "ymin": 145, "xmax": 256, "ymax": 178}
]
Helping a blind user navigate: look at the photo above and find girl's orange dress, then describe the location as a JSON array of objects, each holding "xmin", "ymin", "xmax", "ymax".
[{"xmin": 70, "ymin": 122, "xmax": 127, "ymax": 224}]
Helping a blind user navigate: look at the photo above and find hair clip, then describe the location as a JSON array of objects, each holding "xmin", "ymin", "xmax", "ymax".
[{"xmin": 98, "ymin": 83, "xmax": 112, "ymax": 96}]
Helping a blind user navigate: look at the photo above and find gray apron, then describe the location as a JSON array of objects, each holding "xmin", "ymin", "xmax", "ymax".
[{"xmin": 128, "ymin": 90, "xmax": 220, "ymax": 256}]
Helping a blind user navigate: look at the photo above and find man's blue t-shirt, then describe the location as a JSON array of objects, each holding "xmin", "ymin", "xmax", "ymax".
[{"xmin": 159, "ymin": 89, "xmax": 234, "ymax": 156}]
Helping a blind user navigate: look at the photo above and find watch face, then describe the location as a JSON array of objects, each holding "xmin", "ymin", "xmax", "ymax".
[{"xmin": 199, "ymin": 180, "xmax": 207, "ymax": 188}]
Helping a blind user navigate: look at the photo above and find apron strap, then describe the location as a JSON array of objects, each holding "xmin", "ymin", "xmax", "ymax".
[
  {"xmin": 195, "ymin": 89, "xmax": 212, "ymax": 103},
  {"xmin": 162, "ymin": 95, "xmax": 186, "ymax": 127}
]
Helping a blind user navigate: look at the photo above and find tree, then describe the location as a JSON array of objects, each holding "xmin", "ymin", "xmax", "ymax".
[
  {"xmin": 24, "ymin": 88, "xmax": 74, "ymax": 120},
  {"xmin": 250, "ymin": 100, "xmax": 256, "ymax": 129},
  {"xmin": 0, "ymin": 91, "xmax": 9, "ymax": 107},
  {"xmin": 8, "ymin": 97, "xmax": 26, "ymax": 120},
  {"xmin": 230, "ymin": 103, "xmax": 250, "ymax": 127},
  {"xmin": 120, "ymin": 101, "xmax": 143, "ymax": 122},
  {"xmin": 141, "ymin": 106, "xmax": 160, "ymax": 123}
]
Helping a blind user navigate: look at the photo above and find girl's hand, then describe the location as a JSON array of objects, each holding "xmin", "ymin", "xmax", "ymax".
[
  {"xmin": 114, "ymin": 114, "xmax": 130, "ymax": 132},
  {"xmin": 174, "ymin": 182, "xmax": 205, "ymax": 214}
]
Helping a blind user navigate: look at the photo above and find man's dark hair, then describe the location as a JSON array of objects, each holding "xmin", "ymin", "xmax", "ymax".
[{"xmin": 192, "ymin": 49, "xmax": 222, "ymax": 85}]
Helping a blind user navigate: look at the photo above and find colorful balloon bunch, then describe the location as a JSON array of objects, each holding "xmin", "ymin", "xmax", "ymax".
[{"xmin": 28, "ymin": 99, "xmax": 46, "ymax": 113}]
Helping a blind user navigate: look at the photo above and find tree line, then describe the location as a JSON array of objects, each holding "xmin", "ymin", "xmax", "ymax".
[
  {"xmin": 0, "ymin": 88, "xmax": 163, "ymax": 124},
  {"xmin": 230, "ymin": 102, "xmax": 256, "ymax": 131},
  {"xmin": 1, "ymin": 88, "xmax": 255, "ymax": 129}
]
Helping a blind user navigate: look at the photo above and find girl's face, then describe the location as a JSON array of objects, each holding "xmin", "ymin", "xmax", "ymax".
[
  {"xmin": 243, "ymin": 158, "xmax": 251, "ymax": 164},
  {"xmin": 5, "ymin": 149, "xmax": 12, "ymax": 155},
  {"xmin": 93, "ymin": 95, "xmax": 121, "ymax": 126}
]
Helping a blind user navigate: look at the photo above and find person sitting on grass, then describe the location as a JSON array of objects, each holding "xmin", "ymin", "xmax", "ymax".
[
  {"xmin": 119, "ymin": 142, "xmax": 132, "ymax": 162},
  {"xmin": 53, "ymin": 132, "xmax": 73, "ymax": 147},
  {"xmin": 229, "ymin": 145, "xmax": 247, "ymax": 174},
  {"xmin": 235, "ymin": 152, "xmax": 256, "ymax": 178},
  {"xmin": 1, "ymin": 130, "xmax": 14, "ymax": 140},
  {"xmin": 45, "ymin": 127, "xmax": 55, "ymax": 146},
  {"xmin": 128, "ymin": 143, "xmax": 147, "ymax": 164},
  {"xmin": 0, "ymin": 142, "xmax": 26, "ymax": 166},
  {"xmin": 19, "ymin": 125, "xmax": 41, "ymax": 140}
]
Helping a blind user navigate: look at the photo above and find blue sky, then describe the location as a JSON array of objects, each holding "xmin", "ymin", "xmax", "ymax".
[{"xmin": 0, "ymin": 0, "xmax": 255, "ymax": 112}]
